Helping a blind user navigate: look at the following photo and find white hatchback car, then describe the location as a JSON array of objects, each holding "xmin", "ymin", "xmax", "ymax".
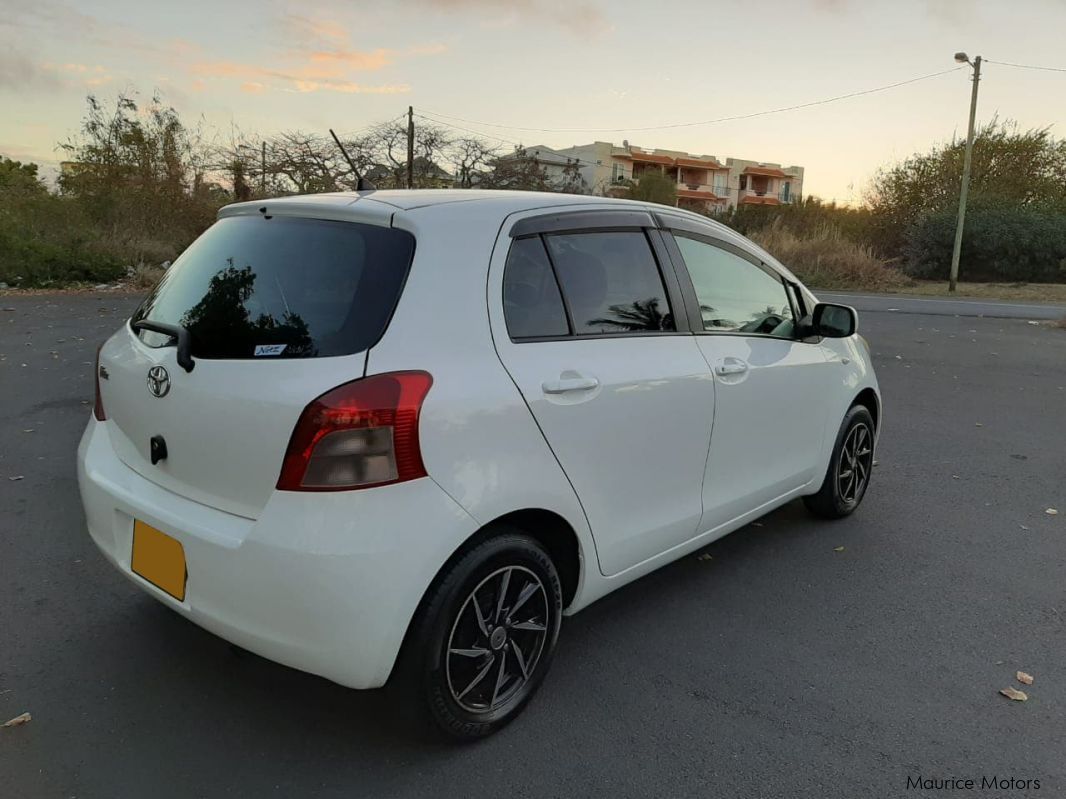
[{"xmin": 79, "ymin": 190, "xmax": 880, "ymax": 739}]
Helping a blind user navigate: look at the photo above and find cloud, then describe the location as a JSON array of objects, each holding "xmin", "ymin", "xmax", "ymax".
[
  {"xmin": 284, "ymin": 14, "xmax": 349, "ymax": 44},
  {"xmin": 192, "ymin": 61, "xmax": 409, "ymax": 94},
  {"xmin": 408, "ymin": 0, "xmax": 609, "ymax": 35},
  {"xmin": 0, "ymin": 52, "xmax": 113, "ymax": 92},
  {"xmin": 809, "ymin": 0, "xmax": 849, "ymax": 11},
  {"xmin": 0, "ymin": 52, "xmax": 65, "ymax": 91},
  {"xmin": 307, "ymin": 48, "xmax": 395, "ymax": 70},
  {"xmin": 189, "ymin": 16, "xmax": 446, "ymax": 96}
]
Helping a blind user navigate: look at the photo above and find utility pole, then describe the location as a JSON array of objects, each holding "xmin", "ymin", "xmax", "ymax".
[
  {"xmin": 949, "ymin": 53, "xmax": 982, "ymax": 293},
  {"xmin": 260, "ymin": 141, "xmax": 266, "ymax": 195},
  {"xmin": 406, "ymin": 105, "xmax": 415, "ymax": 190}
]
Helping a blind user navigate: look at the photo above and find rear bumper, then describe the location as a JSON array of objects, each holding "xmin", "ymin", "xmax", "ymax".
[{"xmin": 77, "ymin": 419, "xmax": 479, "ymax": 689}]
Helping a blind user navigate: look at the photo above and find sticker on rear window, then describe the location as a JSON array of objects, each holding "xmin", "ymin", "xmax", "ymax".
[{"xmin": 254, "ymin": 344, "xmax": 287, "ymax": 357}]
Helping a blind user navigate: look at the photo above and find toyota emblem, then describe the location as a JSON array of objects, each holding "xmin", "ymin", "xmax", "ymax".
[{"xmin": 147, "ymin": 365, "xmax": 171, "ymax": 398}]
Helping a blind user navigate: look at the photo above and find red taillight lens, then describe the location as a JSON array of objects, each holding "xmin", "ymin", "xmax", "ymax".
[
  {"xmin": 276, "ymin": 371, "xmax": 433, "ymax": 492},
  {"xmin": 93, "ymin": 344, "xmax": 107, "ymax": 421}
]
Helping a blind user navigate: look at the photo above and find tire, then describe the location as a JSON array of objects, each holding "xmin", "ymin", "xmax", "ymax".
[
  {"xmin": 391, "ymin": 528, "xmax": 563, "ymax": 741},
  {"xmin": 803, "ymin": 405, "xmax": 876, "ymax": 519}
]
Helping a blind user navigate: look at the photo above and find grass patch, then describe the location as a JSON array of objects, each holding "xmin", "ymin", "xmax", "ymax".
[
  {"xmin": 883, "ymin": 281, "xmax": 1066, "ymax": 304},
  {"xmin": 749, "ymin": 221, "xmax": 912, "ymax": 292}
]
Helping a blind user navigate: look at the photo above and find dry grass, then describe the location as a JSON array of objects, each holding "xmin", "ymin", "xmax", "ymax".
[
  {"xmin": 127, "ymin": 262, "xmax": 168, "ymax": 289},
  {"xmin": 750, "ymin": 222, "xmax": 912, "ymax": 291},
  {"xmin": 886, "ymin": 281, "xmax": 1066, "ymax": 304}
]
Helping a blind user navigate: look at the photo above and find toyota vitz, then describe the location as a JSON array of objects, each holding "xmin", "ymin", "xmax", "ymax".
[{"xmin": 78, "ymin": 190, "xmax": 880, "ymax": 739}]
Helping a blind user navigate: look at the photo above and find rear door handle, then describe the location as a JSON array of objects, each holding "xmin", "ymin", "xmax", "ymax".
[
  {"xmin": 542, "ymin": 376, "xmax": 600, "ymax": 394},
  {"xmin": 714, "ymin": 361, "xmax": 749, "ymax": 376}
]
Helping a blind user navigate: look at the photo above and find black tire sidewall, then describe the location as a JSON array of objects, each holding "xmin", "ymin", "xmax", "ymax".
[
  {"xmin": 418, "ymin": 532, "xmax": 563, "ymax": 737},
  {"xmin": 829, "ymin": 406, "xmax": 875, "ymax": 514}
]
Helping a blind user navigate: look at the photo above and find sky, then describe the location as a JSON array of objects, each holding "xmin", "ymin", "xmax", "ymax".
[{"xmin": 2, "ymin": 0, "xmax": 1065, "ymax": 203}]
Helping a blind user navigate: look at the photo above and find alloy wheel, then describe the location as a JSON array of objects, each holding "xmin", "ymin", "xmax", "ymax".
[
  {"xmin": 445, "ymin": 565, "xmax": 549, "ymax": 714},
  {"xmin": 837, "ymin": 422, "xmax": 873, "ymax": 504}
]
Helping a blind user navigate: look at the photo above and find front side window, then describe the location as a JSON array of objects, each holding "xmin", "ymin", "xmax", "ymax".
[
  {"xmin": 544, "ymin": 231, "xmax": 674, "ymax": 336},
  {"xmin": 674, "ymin": 235, "xmax": 794, "ymax": 338}
]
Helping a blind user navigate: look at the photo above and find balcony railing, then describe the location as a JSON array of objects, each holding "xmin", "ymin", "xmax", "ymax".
[
  {"xmin": 678, "ymin": 183, "xmax": 729, "ymax": 197},
  {"xmin": 739, "ymin": 188, "xmax": 798, "ymax": 203}
]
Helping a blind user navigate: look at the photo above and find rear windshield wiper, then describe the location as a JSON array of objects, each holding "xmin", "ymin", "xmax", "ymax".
[{"xmin": 131, "ymin": 320, "xmax": 195, "ymax": 373}]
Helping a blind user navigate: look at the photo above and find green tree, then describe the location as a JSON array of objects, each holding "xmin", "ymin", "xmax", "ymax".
[
  {"xmin": 0, "ymin": 157, "xmax": 45, "ymax": 194},
  {"xmin": 627, "ymin": 171, "xmax": 677, "ymax": 206},
  {"xmin": 866, "ymin": 119, "xmax": 1066, "ymax": 257}
]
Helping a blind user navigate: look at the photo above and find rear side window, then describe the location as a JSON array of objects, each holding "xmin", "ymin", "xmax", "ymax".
[
  {"xmin": 131, "ymin": 215, "xmax": 415, "ymax": 359},
  {"xmin": 544, "ymin": 231, "xmax": 674, "ymax": 335},
  {"xmin": 502, "ymin": 237, "xmax": 570, "ymax": 339}
]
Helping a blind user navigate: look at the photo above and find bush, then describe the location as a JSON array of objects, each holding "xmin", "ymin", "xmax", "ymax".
[
  {"xmin": 0, "ymin": 162, "xmax": 126, "ymax": 286},
  {"xmin": 904, "ymin": 204, "xmax": 1066, "ymax": 282},
  {"xmin": 750, "ymin": 221, "xmax": 912, "ymax": 291}
]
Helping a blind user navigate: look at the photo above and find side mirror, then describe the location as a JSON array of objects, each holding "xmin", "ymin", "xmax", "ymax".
[{"xmin": 810, "ymin": 302, "xmax": 858, "ymax": 338}]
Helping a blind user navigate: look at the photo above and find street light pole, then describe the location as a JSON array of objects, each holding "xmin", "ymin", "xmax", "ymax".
[{"xmin": 949, "ymin": 52, "xmax": 982, "ymax": 293}]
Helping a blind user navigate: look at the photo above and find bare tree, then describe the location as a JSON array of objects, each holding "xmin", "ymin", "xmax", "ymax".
[{"xmin": 450, "ymin": 137, "xmax": 501, "ymax": 188}]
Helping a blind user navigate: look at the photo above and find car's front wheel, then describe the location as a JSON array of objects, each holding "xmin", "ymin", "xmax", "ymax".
[
  {"xmin": 803, "ymin": 404, "xmax": 875, "ymax": 519},
  {"xmin": 394, "ymin": 529, "xmax": 563, "ymax": 740}
]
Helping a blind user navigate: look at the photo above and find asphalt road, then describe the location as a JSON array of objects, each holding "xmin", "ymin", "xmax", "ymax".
[
  {"xmin": 819, "ymin": 291, "xmax": 1066, "ymax": 320},
  {"xmin": 2, "ymin": 291, "xmax": 1065, "ymax": 799}
]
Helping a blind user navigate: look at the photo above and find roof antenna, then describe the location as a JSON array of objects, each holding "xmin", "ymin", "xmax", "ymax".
[{"xmin": 330, "ymin": 128, "xmax": 375, "ymax": 192}]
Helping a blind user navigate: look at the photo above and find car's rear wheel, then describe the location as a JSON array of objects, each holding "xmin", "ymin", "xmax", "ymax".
[
  {"xmin": 393, "ymin": 529, "xmax": 563, "ymax": 740},
  {"xmin": 803, "ymin": 405, "xmax": 875, "ymax": 519}
]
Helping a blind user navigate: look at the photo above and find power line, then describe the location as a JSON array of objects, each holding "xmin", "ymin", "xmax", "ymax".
[
  {"xmin": 985, "ymin": 59, "xmax": 1066, "ymax": 74},
  {"xmin": 419, "ymin": 66, "xmax": 964, "ymax": 134}
]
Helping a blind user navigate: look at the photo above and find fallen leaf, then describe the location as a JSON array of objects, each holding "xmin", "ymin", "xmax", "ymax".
[
  {"xmin": 999, "ymin": 687, "xmax": 1028, "ymax": 701},
  {"xmin": 1047, "ymin": 508, "xmax": 1059, "ymax": 516},
  {"xmin": 833, "ymin": 546, "xmax": 845, "ymax": 552},
  {"xmin": 8, "ymin": 475, "xmax": 24, "ymax": 481},
  {"xmin": 696, "ymin": 553, "xmax": 713, "ymax": 561},
  {"xmin": 2, "ymin": 712, "xmax": 30, "ymax": 727},
  {"xmin": 1020, "ymin": 525, "xmax": 1030, "ymax": 531},
  {"xmin": 1017, "ymin": 671, "xmax": 1034, "ymax": 685}
]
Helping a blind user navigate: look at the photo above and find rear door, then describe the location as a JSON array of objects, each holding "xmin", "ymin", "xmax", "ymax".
[
  {"xmin": 662, "ymin": 228, "xmax": 832, "ymax": 530},
  {"xmin": 490, "ymin": 211, "xmax": 716, "ymax": 576},
  {"xmin": 98, "ymin": 213, "xmax": 415, "ymax": 519}
]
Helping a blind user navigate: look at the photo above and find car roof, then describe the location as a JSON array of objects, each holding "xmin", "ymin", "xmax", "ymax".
[{"xmin": 218, "ymin": 189, "xmax": 805, "ymax": 290}]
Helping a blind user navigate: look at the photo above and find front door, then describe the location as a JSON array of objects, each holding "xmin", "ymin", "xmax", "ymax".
[
  {"xmin": 491, "ymin": 223, "xmax": 716, "ymax": 576},
  {"xmin": 667, "ymin": 232, "xmax": 832, "ymax": 531}
]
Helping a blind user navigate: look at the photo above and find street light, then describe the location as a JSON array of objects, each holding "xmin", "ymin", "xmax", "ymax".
[{"xmin": 948, "ymin": 51, "xmax": 982, "ymax": 292}]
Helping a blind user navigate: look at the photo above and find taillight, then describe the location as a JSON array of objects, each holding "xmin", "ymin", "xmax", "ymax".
[
  {"xmin": 276, "ymin": 371, "xmax": 433, "ymax": 492},
  {"xmin": 93, "ymin": 343, "xmax": 107, "ymax": 421}
]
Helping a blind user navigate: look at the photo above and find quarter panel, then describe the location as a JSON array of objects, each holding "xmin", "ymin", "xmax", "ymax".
[{"xmin": 367, "ymin": 204, "xmax": 598, "ymax": 602}]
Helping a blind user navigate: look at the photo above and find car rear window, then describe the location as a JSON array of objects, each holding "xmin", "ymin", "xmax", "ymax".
[{"xmin": 131, "ymin": 215, "xmax": 415, "ymax": 359}]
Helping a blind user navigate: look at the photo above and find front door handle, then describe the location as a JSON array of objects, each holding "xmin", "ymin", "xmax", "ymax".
[
  {"xmin": 542, "ymin": 375, "xmax": 600, "ymax": 394},
  {"xmin": 714, "ymin": 361, "xmax": 749, "ymax": 376}
]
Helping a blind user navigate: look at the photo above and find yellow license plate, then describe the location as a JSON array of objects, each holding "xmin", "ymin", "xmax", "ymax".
[{"xmin": 131, "ymin": 520, "xmax": 187, "ymax": 601}]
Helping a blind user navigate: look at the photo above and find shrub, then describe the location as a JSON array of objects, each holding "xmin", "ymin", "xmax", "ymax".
[
  {"xmin": 750, "ymin": 220, "xmax": 912, "ymax": 291},
  {"xmin": 904, "ymin": 204, "xmax": 1066, "ymax": 282}
]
